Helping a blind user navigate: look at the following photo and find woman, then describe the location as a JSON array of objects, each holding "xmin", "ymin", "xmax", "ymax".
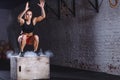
[{"xmin": 18, "ymin": 0, "xmax": 46, "ymax": 56}]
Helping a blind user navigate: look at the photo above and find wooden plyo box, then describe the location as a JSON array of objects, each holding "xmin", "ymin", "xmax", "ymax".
[{"xmin": 10, "ymin": 56, "xmax": 50, "ymax": 80}]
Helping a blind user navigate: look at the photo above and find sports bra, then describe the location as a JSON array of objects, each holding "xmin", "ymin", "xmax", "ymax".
[{"xmin": 21, "ymin": 21, "xmax": 35, "ymax": 33}]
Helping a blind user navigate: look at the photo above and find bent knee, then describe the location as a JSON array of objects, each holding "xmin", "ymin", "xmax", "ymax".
[
  {"xmin": 18, "ymin": 35, "xmax": 23, "ymax": 43},
  {"xmin": 22, "ymin": 35, "xmax": 27, "ymax": 40}
]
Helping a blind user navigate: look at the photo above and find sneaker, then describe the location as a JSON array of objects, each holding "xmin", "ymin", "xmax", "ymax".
[
  {"xmin": 34, "ymin": 51, "xmax": 39, "ymax": 56},
  {"xmin": 19, "ymin": 52, "xmax": 24, "ymax": 57}
]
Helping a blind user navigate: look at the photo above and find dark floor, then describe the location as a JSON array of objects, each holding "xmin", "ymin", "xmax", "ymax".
[
  {"xmin": 50, "ymin": 65, "xmax": 120, "ymax": 80},
  {"xmin": 0, "ymin": 60, "xmax": 120, "ymax": 80}
]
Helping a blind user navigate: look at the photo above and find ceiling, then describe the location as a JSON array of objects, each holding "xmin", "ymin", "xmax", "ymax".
[{"xmin": 0, "ymin": 0, "xmax": 28, "ymax": 9}]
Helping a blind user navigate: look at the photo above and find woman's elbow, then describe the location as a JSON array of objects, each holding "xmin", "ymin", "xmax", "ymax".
[{"xmin": 43, "ymin": 15, "xmax": 46, "ymax": 19}]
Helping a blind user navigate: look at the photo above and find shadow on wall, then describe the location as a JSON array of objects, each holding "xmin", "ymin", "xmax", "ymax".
[
  {"xmin": 47, "ymin": 0, "xmax": 99, "ymax": 70},
  {"xmin": 75, "ymin": 0, "xmax": 99, "ymax": 70},
  {"xmin": 7, "ymin": 10, "xmax": 21, "ymax": 52}
]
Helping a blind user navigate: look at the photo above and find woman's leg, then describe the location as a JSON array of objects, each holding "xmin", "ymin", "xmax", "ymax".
[
  {"xmin": 20, "ymin": 34, "xmax": 27, "ymax": 52},
  {"xmin": 18, "ymin": 35, "xmax": 23, "ymax": 47},
  {"xmin": 33, "ymin": 35, "xmax": 39, "ymax": 52}
]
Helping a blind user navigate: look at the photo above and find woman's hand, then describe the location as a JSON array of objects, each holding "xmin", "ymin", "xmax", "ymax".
[
  {"xmin": 25, "ymin": 2, "xmax": 29, "ymax": 11},
  {"xmin": 38, "ymin": 0, "xmax": 45, "ymax": 8},
  {"xmin": 33, "ymin": 0, "xmax": 46, "ymax": 25}
]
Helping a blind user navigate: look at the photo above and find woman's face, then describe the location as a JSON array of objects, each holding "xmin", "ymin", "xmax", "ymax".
[{"xmin": 25, "ymin": 11, "xmax": 32, "ymax": 20}]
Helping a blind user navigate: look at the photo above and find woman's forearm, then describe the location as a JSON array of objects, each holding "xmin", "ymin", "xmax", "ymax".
[
  {"xmin": 18, "ymin": 9, "xmax": 27, "ymax": 20},
  {"xmin": 41, "ymin": 7, "xmax": 46, "ymax": 18},
  {"xmin": 18, "ymin": 2, "xmax": 29, "ymax": 20}
]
